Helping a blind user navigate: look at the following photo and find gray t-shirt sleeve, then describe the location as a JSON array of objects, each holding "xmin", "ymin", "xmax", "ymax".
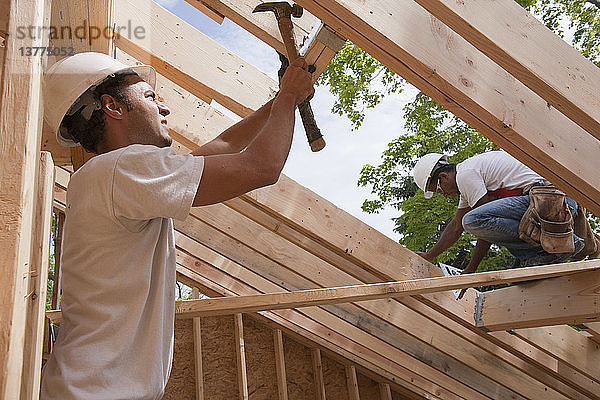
[{"xmin": 111, "ymin": 145, "xmax": 204, "ymax": 228}]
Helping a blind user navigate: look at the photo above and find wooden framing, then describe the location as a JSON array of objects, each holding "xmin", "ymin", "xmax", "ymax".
[
  {"xmin": 476, "ymin": 269, "xmax": 600, "ymax": 331},
  {"xmin": 273, "ymin": 329, "xmax": 289, "ymax": 400},
  {"xmin": 191, "ymin": 288, "xmax": 205, "ymax": 400},
  {"xmin": 0, "ymin": 0, "xmax": 49, "ymax": 396},
  {"xmin": 311, "ymin": 348, "xmax": 326, "ymax": 400},
  {"xmin": 233, "ymin": 314, "xmax": 249, "ymax": 400},
  {"xmin": 175, "ymin": 261, "xmax": 600, "ymax": 317},
  {"xmin": 345, "ymin": 365, "xmax": 360, "ymax": 400},
  {"xmin": 412, "ymin": 0, "xmax": 600, "ymax": 140}
]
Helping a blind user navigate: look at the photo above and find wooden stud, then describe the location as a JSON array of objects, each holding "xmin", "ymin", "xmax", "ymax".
[
  {"xmin": 234, "ymin": 313, "xmax": 249, "ymax": 400},
  {"xmin": 273, "ymin": 329, "xmax": 288, "ymax": 400},
  {"xmin": 311, "ymin": 348, "xmax": 326, "ymax": 400},
  {"xmin": 192, "ymin": 288, "xmax": 205, "ymax": 400},
  {"xmin": 345, "ymin": 365, "xmax": 360, "ymax": 400},
  {"xmin": 476, "ymin": 270, "xmax": 600, "ymax": 331},
  {"xmin": 412, "ymin": 0, "xmax": 600, "ymax": 141},
  {"xmin": 51, "ymin": 212, "xmax": 65, "ymax": 310},
  {"xmin": 379, "ymin": 382, "xmax": 392, "ymax": 400},
  {"xmin": 0, "ymin": 0, "xmax": 48, "ymax": 396},
  {"xmin": 21, "ymin": 152, "xmax": 54, "ymax": 400},
  {"xmin": 175, "ymin": 261, "xmax": 600, "ymax": 317}
]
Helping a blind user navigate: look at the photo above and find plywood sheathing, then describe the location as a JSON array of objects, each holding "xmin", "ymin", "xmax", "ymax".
[{"xmin": 163, "ymin": 319, "xmax": 196, "ymax": 400}]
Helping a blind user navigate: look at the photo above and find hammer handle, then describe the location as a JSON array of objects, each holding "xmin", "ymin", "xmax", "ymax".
[{"xmin": 277, "ymin": 17, "xmax": 325, "ymax": 152}]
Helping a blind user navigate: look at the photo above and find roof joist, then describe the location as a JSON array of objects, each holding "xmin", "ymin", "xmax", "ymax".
[
  {"xmin": 412, "ymin": 0, "xmax": 600, "ymax": 142},
  {"xmin": 476, "ymin": 268, "xmax": 600, "ymax": 331}
]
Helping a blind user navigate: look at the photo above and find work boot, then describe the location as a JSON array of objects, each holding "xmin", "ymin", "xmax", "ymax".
[{"xmin": 521, "ymin": 237, "xmax": 585, "ymax": 267}]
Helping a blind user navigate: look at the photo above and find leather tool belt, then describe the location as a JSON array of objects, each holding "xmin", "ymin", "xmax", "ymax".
[{"xmin": 518, "ymin": 185, "xmax": 574, "ymax": 254}]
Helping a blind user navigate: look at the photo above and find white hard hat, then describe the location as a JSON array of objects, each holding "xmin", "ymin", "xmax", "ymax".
[
  {"xmin": 43, "ymin": 52, "xmax": 156, "ymax": 147},
  {"xmin": 413, "ymin": 153, "xmax": 448, "ymax": 199}
]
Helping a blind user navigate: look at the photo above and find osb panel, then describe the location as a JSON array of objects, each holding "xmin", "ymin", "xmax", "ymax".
[
  {"xmin": 357, "ymin": 372, "xmax": 380, "ymax": 399},
  {"xmin": 283, "ymin": 335, "xmax": 316, "ymax": 400},
  {"xmin": 164, "ymin": 319, "xmax": 196, "ymax": 400},
  {"xmin": 242, "ymin": 315, "xmax": 278, "ymax": 399},
  {"xmin": 322, "ymin": 355, "xmax": 349, "ymax": 400},
  {"xmin": 201, "ymin": 315, "xmax": 238, "ymax": 400}
]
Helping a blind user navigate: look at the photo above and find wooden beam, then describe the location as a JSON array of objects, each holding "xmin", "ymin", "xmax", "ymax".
[
  {"xmin": 577, "ymin": 322, "xmax": 600, "ymax": 345},
  {"xmin": 513, "ymin": 325, "xmax": 600, "ymax": 382},
  {"xmin": 273, "ymin": 329, "xmax": 289, "ymax": 400},
  {"xmin": 234, "ymin": 313, "xmax": 249, "ymax": 400},
  {"xmin": 20, "ymin": 152, "xmax": 54, "ymax": 400},
  {"xmin": 311, "ymin": 348, "xmax": 326, "ymax": 400},
  {"xmin": 0, "ymin": 0, "xmax": 48, "ymax": 396},
  {"xmin": 293, "ymin": 0, "xmax": 600, "ymax": 217},
  {"xmin": 345, "ymin": 365, "xmax": 360, "ymax": 400},
  {"xmin": 379, "ymin": 382, "xmax": 392, "ymax": 400},
  {"xmin": 50, "ymin": 212, "xmax": 65, "ymax": 310},
  {"xmin": 115, "ymin": 0, "xmax": 277, "ymax": 117},
  {"xmin": 412, "ymin": 0, "xmax": 600, "ymax": 141},
  {"xmin": 175, "ymin": 261, "xmax": 600, "ymax": 317},
  {"xmin": 48, "ymin": 0, "xmax": 115, "ymax": 171},
  {"xmin": 183, "ymin": 0, "xmax": 345, "ymax": 82},
  {"xmin": 476, "ymin": 270, "xmax": 600, "ymax": 332},
  {"xmin": 192, "ymin": 288, "xmax": 205, "ymax": 400}
]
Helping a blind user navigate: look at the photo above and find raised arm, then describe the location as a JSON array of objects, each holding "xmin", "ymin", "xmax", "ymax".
[
  {"xmin": 192, "ymin": 57, "xmax": 314, "ymax": 207},
  {"xmin": 191, "ymin": 98, "xmax": 275, "ymax": 156}
]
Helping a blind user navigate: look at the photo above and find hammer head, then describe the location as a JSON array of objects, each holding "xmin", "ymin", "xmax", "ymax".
[{"xmin": 253, "ymin": 2, "xmax": 303, "ymax": 19}]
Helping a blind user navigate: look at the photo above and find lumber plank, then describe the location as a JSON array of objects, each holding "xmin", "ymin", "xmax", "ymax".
[
  {"xmin": 234, "ymin": 314, "xmax": 249, "ymax": 400},
  {"xmin": 293, "ymin": 0, "xmax": 600, "ymax": 216},
  {"xmin": 578, "ymin": 322, "xmax": 600, "ymax": 345},
  {"xmin": 175, "ymin": 262, "xmax": 600, "ymax": 317},
  {"xmin": 20, "ymin": 152, "xmax": 54, "ymax": 400},
  {"xmin": 192, "ymin": 288, "xmax": 205, "ymax": 400},
  {"xmin": 513, "ymin": 325, "xmax": 600, "ymax": 384},
  {"xmin": 0, "ymin": 0, "xmax": 48, "ymax": 396},
  {"xmin": 476, "ymin": 269, "xmax": 600, "ymax": 332},
  {"xmin": 379, "ymin": 383, "xmax": 393, "ymax": 400},
  {"xmin": 115, "ymin": 0, "xmax": 277, "ymax": 117},
  {"xmin": 412, "ymin": 0, "xmax": 600, "ymax": 141},
  {"xmin": 273, "ymin": 329, "xmax": 289, "ymax": 400},
  {"xmin": 183, "ymin": 0, "xmax": 344, "ymax": 83},
  {"xmin": 311, "ymin": 348, "xmax": 327, "ymax": 400},
  {"xmin": 345, "ymin": 365, "xmax": 360, "ymax": 400},
  {"xmin": 48, "ymin": 0, "xmax": 115, "ymax": 171},
  {"xmin": 50, "ymin": 212, "xmax": 65, "ymax": 310}
]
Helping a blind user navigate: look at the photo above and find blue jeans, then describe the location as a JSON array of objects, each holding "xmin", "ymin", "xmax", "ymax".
[{"xmin": 461, "ymin": 195, "xmax": 581, "ymax": 265}]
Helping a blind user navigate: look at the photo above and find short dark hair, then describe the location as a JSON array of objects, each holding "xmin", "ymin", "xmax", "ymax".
[{"xmin": 60, "ymin": 74, "xmax": 134, "ymax": 154}]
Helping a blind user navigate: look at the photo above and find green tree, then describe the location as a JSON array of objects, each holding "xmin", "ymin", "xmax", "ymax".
[{"xmin": 318, "ymin": 0, "xmax": 599, "ymax": 270}]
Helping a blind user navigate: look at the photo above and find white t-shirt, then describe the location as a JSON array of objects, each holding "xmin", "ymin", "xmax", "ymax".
[
  {"xmin": 41, "ymin": 144, "xmax": 204, "ymax": 400},
  {"xmin": 456, "ymin": 151, "xmax": 544, "ymax": 209}
]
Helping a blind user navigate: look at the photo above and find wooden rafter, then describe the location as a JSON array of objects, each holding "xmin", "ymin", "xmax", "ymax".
[
  {"xmin": 476, "ymin": 270, "xmax": 600, "ymax": 331},
  {"xmin": 174, "ymin": 261, "xmax": 600, "ymax": 318},
  {"xmin": 412, "ymin": 0, "xmax": 600, "ymax": 140}
]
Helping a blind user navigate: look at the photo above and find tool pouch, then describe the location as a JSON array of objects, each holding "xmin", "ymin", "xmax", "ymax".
[{"xmin": 518, "ymin": 186, "xmax": 574, "ymax": 253}]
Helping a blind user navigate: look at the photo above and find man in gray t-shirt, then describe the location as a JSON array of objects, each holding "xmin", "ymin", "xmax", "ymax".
[
  {"xmin": 41, "ymin": 52, "xmax": 314, "ymax": 399},
  {"xmin": 412, "ymin": 151, "xmax": 583, "ymax": 275}
]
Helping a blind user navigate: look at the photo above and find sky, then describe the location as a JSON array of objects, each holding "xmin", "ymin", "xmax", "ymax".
[{"xmin": 153, "ymin": 0, "xmax": 416, "ymax": 240}]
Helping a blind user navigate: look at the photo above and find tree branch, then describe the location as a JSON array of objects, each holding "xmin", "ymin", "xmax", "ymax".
[{"xmin": 587, "ymin": 0, "xmax": 600, "ymax": 10}]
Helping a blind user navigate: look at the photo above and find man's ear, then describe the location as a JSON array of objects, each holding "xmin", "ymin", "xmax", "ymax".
[{"xmin": 101, "ymin": 94, "xmax": 124, "ymax": 120}]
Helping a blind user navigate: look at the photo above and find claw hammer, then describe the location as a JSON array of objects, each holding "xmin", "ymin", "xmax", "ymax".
[{"xmin": 253, "ymin": 1, "xmax": 325, "ymax": 152}]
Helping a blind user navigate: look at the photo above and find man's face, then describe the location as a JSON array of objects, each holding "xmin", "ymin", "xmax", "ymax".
[
  {"xmin": 427, "ymin": 172, "xmax": 458, "ymax": 197},
  {"xmin": 121, "ymin": 75, "xmax": 172, "ymax": 148}
]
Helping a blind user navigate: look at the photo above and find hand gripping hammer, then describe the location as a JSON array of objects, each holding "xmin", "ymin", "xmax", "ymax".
[{"xmin": 253, "ymin": 1, "xmax": 325, "ymax": 152}]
